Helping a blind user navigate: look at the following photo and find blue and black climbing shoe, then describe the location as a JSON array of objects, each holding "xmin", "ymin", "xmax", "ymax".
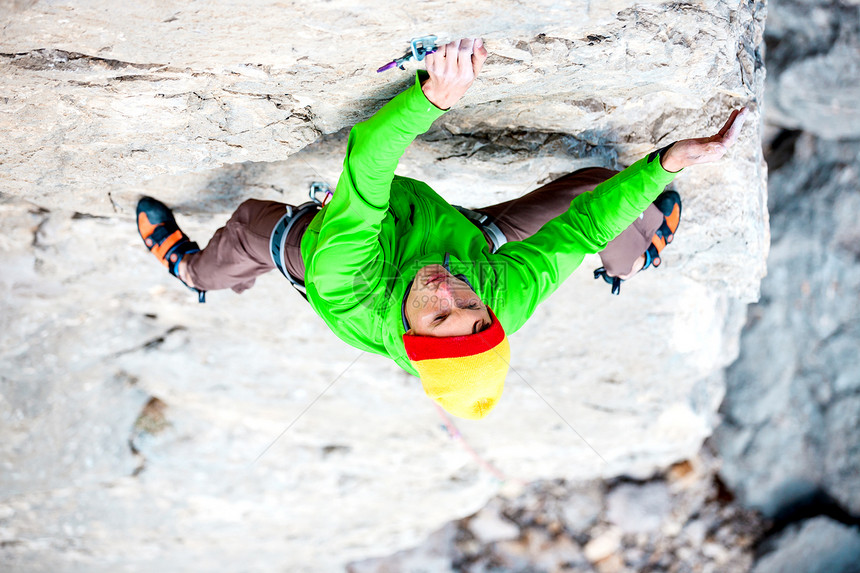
[
  {"xmin": 594, "ymin": 189, "xmax": 682, "ymax": 295},
  {"xmin": 136, "ymin": 196, "xmax": 206, "ymax": 303}
]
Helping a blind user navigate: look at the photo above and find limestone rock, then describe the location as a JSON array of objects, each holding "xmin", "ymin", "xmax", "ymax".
[
  {"xmin": 763, "ymin": 0, "xmax": 860, "ymax": 138},
  {"xmin": 712, "ymin": 0, "xmax": 860, "ymax": 543},
  {"xmin": 583, "ymin": 526, "xmax": 623, "ymax": 563},
  {"xmin": 0, "ymin": 0, "xmax": 767, "ymax": 570},
  {"xmin": 560, "ymin": 482, "xmax": 604, "ymax": 531},
  {"xmin": 467, "ymin": 501, "xmax": 521, "ymax": 544},
  {"xmin": 606, "ymin": 481, "xmax": 672, "ymax": 534},
  {"xmin": 347, "ymin": 523, "xmax": 459, "ymax": 573},
  {"xmin": 352, "ymin": 452, "xmax": 764, "ymax": 572},
  {"xmin": 769, "ymin": 42, "xmax": 860, "ymax": 139},
  {"xmin": 713, "ymin": 135, "xmax": 860, "ymax": 518},
  {"xmin": 752, "ymin": 517, "xmax": 860, "ymax": 573}
]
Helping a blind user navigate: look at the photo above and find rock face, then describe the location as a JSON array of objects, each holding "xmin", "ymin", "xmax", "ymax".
[
  {"xmin": 0, "ymin": 1, "xmax": 767, "ymax": 571},
  {"xmin": 763, "ymin": 0, "xmax": 860, "ymax": 138},
  {"xmin": 713, "ymin": 133, "xmax": 860, "ymax": 518},
  {"xmin": 713, "ymin": 0, "xmax": 860, "ymax": 522},
  {"xmin": 752, "ymin": 517, "xmax": 860, "ymax": 573}
]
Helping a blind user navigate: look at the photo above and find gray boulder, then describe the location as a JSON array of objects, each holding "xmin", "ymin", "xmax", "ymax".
[
  {"xmin": 752, "ymin": 516, "xmax": 860, "ymax": 573},
  {"xmin": 764, "ymin": 0, "xmax": 860, "ymax": 138}
]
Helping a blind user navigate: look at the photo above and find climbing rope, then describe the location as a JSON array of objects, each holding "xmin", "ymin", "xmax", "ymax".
[{"xmin": 434, "ymin": 403, "xmax": 524, "ymax": 486}]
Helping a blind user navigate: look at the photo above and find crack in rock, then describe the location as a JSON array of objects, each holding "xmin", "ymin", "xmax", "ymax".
[
  {"xmin": 1, "ymin": 48, "xmax": 166, "ymax": 72},
  {"xmin": 112, "ymin": 326, "xmax": 187, "ymax": 358}
]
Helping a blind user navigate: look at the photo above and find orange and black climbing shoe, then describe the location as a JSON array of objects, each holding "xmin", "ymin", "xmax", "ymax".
[
  {"xmin": 136, "ymin": 196, "xmax": 206, "ymax": 303},
  {"xmin": 643, "ymin": 189, "xmax": 681, "ymax": 272},
  {"xmin": 594, "ymin": 190, "xmax": 681, "ymax": 295}
]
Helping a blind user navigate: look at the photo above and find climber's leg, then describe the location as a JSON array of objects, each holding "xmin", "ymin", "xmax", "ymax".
[
  {"xmin": 476, "ymin": 168, "xmax": 615, "ymax": 240},
  {"xmin": 182, "ymin": 199, "xmax": 314, "ymax": 293},
  {"xmin": 475, "ymin": 167, "xmax": 664, "ymax": 279}
]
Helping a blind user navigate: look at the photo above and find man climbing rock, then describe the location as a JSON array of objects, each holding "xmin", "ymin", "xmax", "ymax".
[{"xmin": 137, "ymin": 38, "xmax": 748, "ymax": 420}]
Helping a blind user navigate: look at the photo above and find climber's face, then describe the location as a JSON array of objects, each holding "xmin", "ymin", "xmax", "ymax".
[{"xmin": 404, "ymin": 264, "xmax": 492, "ymax": 337}]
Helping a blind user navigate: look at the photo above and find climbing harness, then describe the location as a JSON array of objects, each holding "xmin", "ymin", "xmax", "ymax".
[
  {"xmin": 453, "ymin": 205, "xmax": 508, "ymax": 253},
  {"xmin": 269, "ymin": 182, "xmax": 332, "ymax": 299},
  {"xmin": 377, "ymin": 35, "xmax": 439, "ymax": 73}
]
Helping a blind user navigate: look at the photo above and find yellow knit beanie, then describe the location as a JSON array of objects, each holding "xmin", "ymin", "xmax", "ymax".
[{"xmin": 403, "ymin": 307, "xmax": 510, "ymax": 420}]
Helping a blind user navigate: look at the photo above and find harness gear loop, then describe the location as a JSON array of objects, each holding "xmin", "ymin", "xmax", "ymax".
[{"xmin": 452, "ymin": 205, "xmax": 508, "ymax": 253}]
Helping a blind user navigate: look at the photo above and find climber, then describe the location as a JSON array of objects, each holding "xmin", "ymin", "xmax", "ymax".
[{"xmin": 136, "ymin": 38, "xmax": 748, "ymax": 421}]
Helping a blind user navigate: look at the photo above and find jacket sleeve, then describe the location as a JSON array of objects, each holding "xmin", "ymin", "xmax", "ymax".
[
  {"xmin": 308, "ymin": 72, "xmax": 446, "ymax": 307},
  {"xmin": 489, "ymin": 154, "xmax": 679, "ymax": 333}
]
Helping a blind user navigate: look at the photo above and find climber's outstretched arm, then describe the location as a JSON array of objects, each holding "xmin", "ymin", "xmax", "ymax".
[
  {"xmin": 307, "ymin": 38, "xmax": 486, "ymax": 309},
  {"xmin": 485, "ymin": 107, "xmax": 751, "ymax": 334}
]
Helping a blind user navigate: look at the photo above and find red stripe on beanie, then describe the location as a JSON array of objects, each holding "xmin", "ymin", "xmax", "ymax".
[{"xmin": 404, "ymin": 307, "xmax": 506, "ymax": 361}]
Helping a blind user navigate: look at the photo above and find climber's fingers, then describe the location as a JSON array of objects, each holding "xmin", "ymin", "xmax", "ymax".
[
  {"xmin": 425, "ymin": 41, "xmax": 456, "ymax": 78},
  {"xmin": 442, "ymin": 40, "xmax": 458, "ymax": 75},
  {"xmin": 716, "ymin": 109, "xmax": 740, "ymax": 140},
  {"xmin": 425, "ymin": 41, "xmax": 449, "ymax": 72},
  {"xmin": 425, "ymin": 44, "xmax": 441, "ymax": 76},
  {"xmin": 453, "ymin": 38, "xmax": 475, "ymax": 78},
  {"xmin": 457, "ymin": 38, "xmax": 474, "ymax": 65},
  {"xmin": 472, "ymin": 38, "xmax": 488, "ymax": 77},
  {"xmin": 429, "ymin": 38, "xmax": 483, "ymax": 80},
  {"xmin": 716, "ymin": 107, "xmax": 748, "ymax": 150}
]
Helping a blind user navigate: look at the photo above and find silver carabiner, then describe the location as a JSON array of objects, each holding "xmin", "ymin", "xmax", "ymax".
[
  {"xmin": 309, "ymin": 181, "xmax": 333, "ymax": 206},
  {"xmin": 410, "ymin": 35, "xmax": 438, "ymax": 62},
  {"xmin": 377, "ymin": 35, "xmax": 439, "ymax": 73}
]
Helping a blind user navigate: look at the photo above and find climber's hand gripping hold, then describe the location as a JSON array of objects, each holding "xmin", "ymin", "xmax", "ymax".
[{"xmin": 421, "ymin": 38, "xmax": 489, "ymax": 110}]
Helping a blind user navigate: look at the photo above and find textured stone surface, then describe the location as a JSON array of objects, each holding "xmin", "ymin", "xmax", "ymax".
[
  {"xmin": 711, "ymin": 0, "xmax": 860, "ymax": 526},
  {"xmin": 763, "ymin": 0, "xmax": 860, "ymax": 138},
  {"xmin": 752, "ymin": 517, "xmax": 860, "ymax": 573},
  {"xmin": 678, "ymin": 17, "xmax": 860, "ymax": 573},
  {"xmin": 713, "ymin": 134, "xmax": 860, "ymax": 518},
  {"xmin": 605, "ymin": 481, "xmax": 672, "ymax": 533},
  {"xmin": 0, "ymin": 1, "xmax": 767, "ymax": 571},
  {"xmin": 348, "ymin": 453, "xmax": 767, "ymax": 572},
  {"xmin": 467, "ymin": 500, "xmax": 521, "ymax": 544}
]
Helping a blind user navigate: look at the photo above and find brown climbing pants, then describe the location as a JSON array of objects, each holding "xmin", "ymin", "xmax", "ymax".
[{"xmin": 184, "ymin": 167, "xmax": 664, "ymax": 293}]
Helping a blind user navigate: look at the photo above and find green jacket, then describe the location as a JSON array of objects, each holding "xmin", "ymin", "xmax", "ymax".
[{"xmin": 301, "ymin": 73, "xmax": 677, "ymax": 377}]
